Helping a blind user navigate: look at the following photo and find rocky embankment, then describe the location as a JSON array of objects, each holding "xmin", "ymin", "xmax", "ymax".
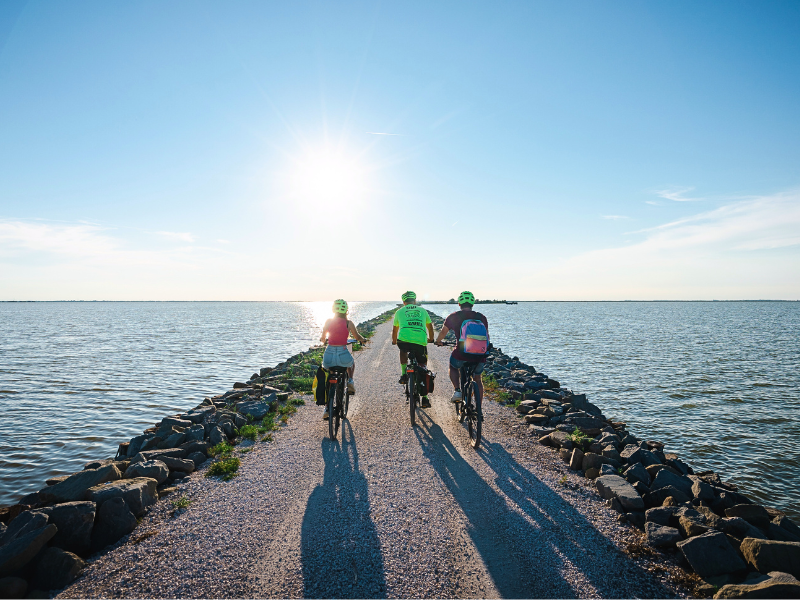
[
  {"xmin": 434, "ymin": 315, "xmax": 800, "ymax": 598},
  {"xmin": 0, "ymin": 311, "xmax": 393, "ymax": 599}
]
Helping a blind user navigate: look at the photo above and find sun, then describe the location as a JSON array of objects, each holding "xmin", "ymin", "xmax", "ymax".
[{"xmin": 287, "ymin": 146, "xmax": 369, "ymax": 209}]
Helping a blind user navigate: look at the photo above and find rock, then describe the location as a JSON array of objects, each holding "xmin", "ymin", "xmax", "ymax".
[
  {"xmin": 582, "ymin": 452, "xmax": 609, "ymax": 472},
  {"xmin": 0, "ymin": 576, "xmax": 27, "ymax": 598},
  {"xmin": 526, "ymin": 414, "xmax": 549, "ymax": 424},
  {"xmin": 0, "ymin": 511, "xmax": 49, "ymax": 546},
  {"xmin": 37, "ymin": 502, "xmax": 95, "ymax": 556},
  {"xmin": 600, "ymin": 464, "xmax": 617, "ymax": 476},
  {"xmin": 558, "ymin": 449, "xmax": 571, "ymax": 463},
  {"xmin": 235, "ymin": 400, "xmax": 271, "ymax": 420},
  {"xmin": 160, "ymin": 457, "xmax": 195, "ymax": 474},
  {"xmin": 626, "ymin": 511, "xmax": 646, "ymax": 530},
  {"xmin": 645, "ymin": 522, "xmax": 683, "ymax": 547},
  {"xmin": 34, "ymin": 547, "xmax": 85, "ymax": 591},
  {"xmin": 0, "ymin": 524, "xmax": 57, "ymax": 576},
  {"xmin": 83, "ymin": 459, "xmax": 114, "ymax": 471},
  {"xmin": 726, "ymin": 505, "xmax": 771, "ymax": 530},
  {"xmin": 233, "ymin": 381, "xmax": 248, "ymax": 389},
  {"xmin": 715, "ymin": 575, "xmax": 800, "ymax": 599},
  {"xmin": 666, "ymin": 457, "xmax": 691, "ymax": 476},
  {"xmin": 209, "ymin": 426, "xmax": 225, "ymax": 447},
  {"xmin": 38, "ymin": 465, "xmax": 121, "ymax": 504},
  {"xmin": 692, "ymin": 478, "xmax": 716, "ymax": 504},
  {"xmin": 775, "ymin": 516, "xmax": 800, "ymax": 540},
  {"xmin": 569, "ymin": 448, "xmax": 584, "ymax": 470},
  {"xmin": 677, "ymin": 531, "xmax": 747, "ymax": 579},
  {"xmin": 128, "ymin": 449, "xmax": 188, "ymax": 464},
  {"xmin": 720, "ymin": 517, "xmax": 768, "ymax": 541},
  {"xmin": 632, "ymin": 481, "xmax": 649, "ymax": 496},
  {"xmin": 595, "ymin": 475, "xmax": 645, "ymax": 511},
  {"xmin": 180, "ymin": 441, "xmax": 210, "ymax": 456},
  {"xmin": 768, "ymin": 523, "xmax": 800, "ymax": 543},
  {"xmin": 157, "ymin": 432, "xmax": 186, "ymax": 449},
  {"xmin": 646, "ymin": 506, "xmax": 679, "ymax": 527},
  {"xmin": 140, "ymin": 436, "xmax": 162, "ymax": 451},
  {"xmin": 696, "ymin": 505, "xmax": 724, "ymax": 529},
  {"xmin": 623, "ymin": 463, "xmax": 651, "ymax": 486},
  {"xmin": 584, "ymin": 468, "xmax": 601, "ymax": 479},
  {"xmin": 90, "ymin": 497, "xmax": 137, "ymax": 552},
  {"xmin": 159, "ymin": 417, "xmax": 193, "ymax": 430},
  {"xmin": 124, "ymin": 460, "xmax": 169, "ymax": 485},
  {"xmin": 126, "ymin": 434, "xmax": 153, "ymax": 458},
  {"xmin": 550, "ymin": 431, "xmax": 573, "ymax": 450},
  {"xmin": 740, "ymin": 538, "xmax": 800, "ymax": 579},
  {"xmin": 187, "ymin": 452, "xmax": 207, "ymax": 467},
  {"xmin": 644, "ymin": 485, "xmax": 690, "ymax": 508},
  {"xmin": 563, "ymin": 416, "xmax": 606, "ymax": 432},
  {"xmin": 601, "ymin": 447, "xmax": 621, "ymax": 462},
  {"xmin": 650, "ymin": 469, "xmax": 694, "ymax": 498},
  {"xmin": 86, "ymin": 478, "xmax": 158, "ymax": 517},
  {"xmin": 621, "ymin": 445, "xmax": 662, "ymax": 467},
  {"xmin": 45, "ymin": 475, "xmax": 70, "ymax": 486},
  {"xmin": 185, "ymin": 425, "xmax": 205, "ymax": 442},
  {"xmin": 679, "ymin": 514, "xmax": 710, "ymax": 538}
]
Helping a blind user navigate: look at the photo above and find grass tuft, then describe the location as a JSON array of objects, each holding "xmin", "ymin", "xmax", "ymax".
[
  {"xmin": 206, "ymin": 457, "xmax": 240, "ymax": 481},
  {"xmin": 238, "ymin": 424, "xmax": 259, "ymax": 440},
  {"xmin": 209, "ymin": 441, "xmax": 234, "ymax": 457},
  {"xmin": 170, "ymin": 495, "xmax": 192, "ymax": 510}
]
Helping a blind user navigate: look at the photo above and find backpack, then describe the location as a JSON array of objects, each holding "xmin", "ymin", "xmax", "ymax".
[
  {"xmin": 459, "ymin": 319, "xmax": 489, "ymax": 355},
  {"xmin": 312, "ymin": 366, "xmax": 328, "ymax": 406}
]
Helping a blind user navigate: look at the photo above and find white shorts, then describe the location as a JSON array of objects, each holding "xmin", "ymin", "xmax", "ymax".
[{"xmin": 322, "ymin": 345, "xmax": 354, "ymax": 369}]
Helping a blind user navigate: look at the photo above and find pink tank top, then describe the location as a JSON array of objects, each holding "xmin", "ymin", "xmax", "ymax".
[{"xmin": 327, "ymin": 318, "xmax": 349, "ymax": 346}]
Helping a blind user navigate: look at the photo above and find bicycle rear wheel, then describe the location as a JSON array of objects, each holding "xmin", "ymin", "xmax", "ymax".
[
  {"xmin": 333, "ymin": 383, "xmax": 343, "ymax": 438},
  {"xmin": 466, "ymin": 382, "xmax": 482, "ymax": 448},
  {"xmin": 343, "ymin": 390, "xmax": 350, "ymax": 418},
  {"xmin": 408, "ymin": 372, "xmax": 416, "ymax": 427},
  {"xmin": 458, "ymin": 384, "xmax": 467, "ymax": 423},
  {"xmin": 327, "ymin": 382, "xmax": 338, "ymax": 440}
]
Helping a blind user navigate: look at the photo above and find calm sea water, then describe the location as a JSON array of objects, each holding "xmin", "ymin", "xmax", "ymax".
[
  {"xmin": 0, "ymin": 301, "xmax": 396, "ymax": 506},
  {"xmin": 424, "ymin": 302, "xmax": 800, "ymax": 521},
  {"xmin": 2, "ymin": 302, "xmax": 798, "ymax": 522}
]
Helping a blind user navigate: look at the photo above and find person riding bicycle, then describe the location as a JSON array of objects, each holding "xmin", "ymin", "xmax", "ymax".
[
  {"xmin": 320, "ymin": 299, "xmax": 366, "ymax": 420},
  {"xmin": 392, "ymin": 291, "xmax": 435, "ymax": 409},
  {"xmin": 434, "ymin": 291, "xmax": 489, "ymax": 404}
]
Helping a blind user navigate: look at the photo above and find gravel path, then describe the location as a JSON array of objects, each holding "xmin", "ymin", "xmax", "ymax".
[{"xmin": 59, "ymin": 322, "xmax": 686, "ymax": 599}]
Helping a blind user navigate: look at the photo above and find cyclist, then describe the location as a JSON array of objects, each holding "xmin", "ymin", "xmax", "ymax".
[
  {"xmin": 319, "ymin": 299, "xmax": 366, "ymax": 420},
  {"xmin": 434, "ymin": 291, "xmax": 489, "ymax": 404},
  {"xmin": 392, "ymin": 291, "xmax": 435, "ymax": 408}
]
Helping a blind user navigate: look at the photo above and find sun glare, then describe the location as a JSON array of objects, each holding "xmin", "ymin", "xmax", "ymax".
[{"xmin": 288, "ymin": 147, "xmax": 369, "ymax": 209}]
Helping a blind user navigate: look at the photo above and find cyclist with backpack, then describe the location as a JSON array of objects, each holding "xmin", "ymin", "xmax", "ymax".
[
  {"xmin": 434, "ymin": 291, "xmax": 489, "ymax": 403},
  {"xmin": 319, "ymin": 299, "xmax": 366, "ymax": 419},
  {"xmin": 392, "ymin": 291, "xmax": 435, "ymax": 408}
]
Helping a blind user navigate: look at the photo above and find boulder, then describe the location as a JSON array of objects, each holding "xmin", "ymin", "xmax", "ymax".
[
  {"xmin": 160, "ymin": 457, "xmax": 195, "ymax": 474},
  {"xmin": 645, "ymin": 506, "xmax": 678, "ymax": 527},
  {"xmin": 34, "ymin": 547, "xmax": 85, "ymax": 591},
  {"xmin": 584, "ymin": 468, "xmax": 601, "ymax": 479},
  {"xmin": 124, "ymin": 460, "xmax": 169, "ymax": 485},
  {"xmin": 601, "ymin": 447, "xmax": 622, "ymax": 462},
  {"xmin": 37, "ymin": 502, "xmax": 95, "ymax": 556},
  {"xmin": 626, "ymin": 511, "xmax": 646, "ymax": 530},
  {"xmin": 126, "ymin": 434, "xmax": 153, "ymax": 458},
  {"xmin": 582, "ymin": 452, "xmax": 612, "ymax": 472},
  {"xmin": 90, "ymin": 497, "xmax": 137, "ymax": 552},
  {"xmin": 157, "ymin": 432, "xmax": 186, "ymax": 449},
  {"xmin": 0, "ymin": 577, "xmax": 27, "ymax": 599},
  {"xmin": 550, "ymin": 431, "xmax": 573, "ymax": 450},
  {"xmin": 180, "ymin": 441, "xmax": 210, "ymax": 456},
  {"xmin": 645, "ymin": 522, "xmax": 682, "ymax": 547},
  {"xmin": 740, "ymin": 538, "xmax": 800, "ymax": 579},
  {"xmin": 720, "ymin": 517, "xmax": 768, "ymax": 541},
  {"xmin": 128, "ymin": 449, "xmax": 188, "ymax": 464},
  {"xmin": 621, "ymin": 445, "xmax": 662, "ymax": 467},
  {"xmin": 677, "ymin": 531, "xmax": 747, "ymax": 578},
  {"xmin": 185, "ymin": 425, "xmax": 205, "ymax": 442},
  {"xmin": 187, "ymin": 452, "xmax": 207, "ymax": 468},
  {"xmin": 235, "ymin": 400, "xmax": 271, "ymax": 420},
  {"xmin": 86, "ymin": 478, "xmax": 158, "ymax": 517},
  {"xmin": 679, "ymin": 514, "xmax": 710, "ymax": 538},
  {"xmin": 45, "ymin": 475, "xmax": 70, "ymax": 486},
  {"xmin": 526, "ymin": 414, "xmax": 548, "ymax": 424},
  {"xmin": 569, "ymin": 448, "xmax": 584, "ymax": 470},
  {"xmin": 774, "ymin": 516, "xmax": 800, "ymax": 540},
  {"xmin": 0, "ymin": 524, "xmax": 57, "ymax": 576},
  {"xmin": 623, "ymin": 463, "xmax": 651, "ymax": 486},
  {"xmin": 83, "ymin": 459, "xmax": 114, "ymax": 471},
  {"xmin": 650, "ymin": 469, "xmax": 693, "ymax": 498},
  {"xmin": 38, "ymin": 465, "xmax": 121, "ymax": 504},
  {"xmin": 595, "ymin": 475, "xmax": 645, "ymax": 511},
  {"xmin": 0, "ymin": 511, "xmax": 48, "ymax": 546},
  {"xmin": 715, "ymin": 574, "xmax": 800, "ymax": 599},
  {"xmin": 692, "ymin": 478, "xmax": 716, "ymax": 504},
  {"xmin": 644, "ymin": 485, "xmax": 690, "ymax": 508},
  {"xmin": 159, "ymin": 417, "xmax": 193, "ymax": 430},
  {"xmin": 768, "ymin": 523, "xmax": 800, "ymax": 543},
  {"xmin": 563, "ymin": 416, "xmax": 606, "ymax": 432},
  {"xmin": 726, "ymin": 505, "xmax": 771, "ymax": 530},
  {"xmin": 209, "ymin": 426, "xmax": 225, "ymax": 447}
]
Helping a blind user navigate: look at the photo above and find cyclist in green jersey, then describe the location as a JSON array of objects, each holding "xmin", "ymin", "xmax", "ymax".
[{"xmin": 392, "ymin": 291, "xmax": 435, "ymax": 408}]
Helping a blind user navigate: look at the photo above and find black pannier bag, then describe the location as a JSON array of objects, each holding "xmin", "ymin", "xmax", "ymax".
[{"xmin": 416, "ymin": 367, "xmax": 436, "ymax": 396}]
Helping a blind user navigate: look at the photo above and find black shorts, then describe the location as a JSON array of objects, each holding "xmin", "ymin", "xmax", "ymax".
[{"xmin": 397, "ymin": 340, "xmax": 427, "ymax": 363}]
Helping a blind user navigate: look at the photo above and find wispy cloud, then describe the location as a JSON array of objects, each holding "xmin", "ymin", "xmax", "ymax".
[
  {"xmin": 366, "ymin": 132, "xmax": 404, "ymax": 136},
  {"xmin": 155, "ymin": 231, "xmax": 194, "ymax": 243},
  {"xmin": 645, "ymin": 200, "xmax": 662, "ymax": 206},
  {"xmin": 655, "ymin": 186, "xmax": 703, "ymax": 202},
  {"xmin": 0, "ymin": 220, "xmax": 117, "ymax": 257},
  {"xmin": 602, "ymin": 215, "xmax": 630, "ymax": 220}
]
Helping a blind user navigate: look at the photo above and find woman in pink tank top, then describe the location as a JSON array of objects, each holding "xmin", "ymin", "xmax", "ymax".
[{"xmin": 319, "ymin": 299, "xmax": 366, "ymax": 419}]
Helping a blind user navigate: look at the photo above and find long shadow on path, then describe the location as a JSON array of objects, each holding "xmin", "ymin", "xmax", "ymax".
[
  {"xmin": 301, "ymin": 420, "xmax": 387, "ymax": 599},
  {"xmin": 414, "ymin": 411, "xmax": 675, "ymax": 598}
]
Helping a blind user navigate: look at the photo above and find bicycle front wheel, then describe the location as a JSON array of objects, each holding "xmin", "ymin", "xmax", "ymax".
[
  {"xmin": 466, "ymin": 382, "xmax": 482, "ymax": 449},
  {"xmin": 327, "ymin": 382, "xmax": 338, "ymax": 440},
  {"xmin": 408, "ymin": 373, "xmax": 416, "ymax": 427}
]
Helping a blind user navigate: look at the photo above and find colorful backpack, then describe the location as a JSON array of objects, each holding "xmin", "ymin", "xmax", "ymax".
[{"xmin": 460, "ymin": 319, "xmax": 489, "ymax": 355}]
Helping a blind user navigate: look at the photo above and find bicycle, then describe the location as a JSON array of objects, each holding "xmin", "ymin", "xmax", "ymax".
[
  {"xmin": 325, "ymin": 339, "xmax": 362, "ymax": 440},
  {"xmin": 401, "ymin": 349, "xmax": 429, "ymax": 427},
  {"xmin": 439, "ymin": 340, "xmax": 483, "ymax": 448}
]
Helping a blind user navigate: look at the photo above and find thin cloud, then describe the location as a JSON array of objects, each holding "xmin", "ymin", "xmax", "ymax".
[
  {"xmin": 645, "ymin": 200, "xmax": 662, "ymax": 206},
  {"xmin": 655, "ymin": 187, "xmax": 703, "ymax": 202},
  {"xmin": 155, "ymin": 231, "xmax": 194, "ymax": 243},
  {"xmin": 602, "ymin": 215, "xmax": 630, "ymax": 220},
  {"xmin": 365, "ymin": 132, "xmax": 404, "ymax": 136},
  {"xmin": 216, "ymin": 239, "xmax": 231, "ymax": 244}
]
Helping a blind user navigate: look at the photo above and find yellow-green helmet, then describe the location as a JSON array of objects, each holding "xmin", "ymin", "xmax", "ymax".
[
  {"xmin": 457, "ymin": 290, "xmax": 475, "ymax": 305},
  {"xmin": 401, "ymin": 291, "xmax": 416, "ymax": 302},
  {"xmin": 332, "ymin": 299, "xmax": 348, "ymax": 314}
]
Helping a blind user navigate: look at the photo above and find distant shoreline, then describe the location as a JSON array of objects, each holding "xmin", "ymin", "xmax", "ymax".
[{"xmin": 1, "ymin": 299, "xmax": 798, "ymax": 303}]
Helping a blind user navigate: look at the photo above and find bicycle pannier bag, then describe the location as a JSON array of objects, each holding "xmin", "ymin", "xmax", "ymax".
[
  {"xmin": 459, "ymin": 319, "xmax": 489, "ymax": 355},
  {"xmin": 312, "ymin": 366, "xmax": 328, "ymax": 406},
  {"xmin": 416, "ymin": 367, "xmax": 436, "ymax": 395}
]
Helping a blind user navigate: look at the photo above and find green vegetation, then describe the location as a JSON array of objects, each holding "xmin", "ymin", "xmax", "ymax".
[
  {"xmin": 569, "ymin": 427, "xmax": 592, "ymax": 446},
  {"xmin": 206, "ymin": 457, "xmax": 240, "ymax": 481},
  {"xmin": 238, "ymin": 425, "xmax": 259, "ymax": 441},
  {"xmin": 483, "ymin": 374, "xmax": 511, "ymax": 403},
  {"xmin": 289, "ymin": 397, "xmax": 305, "ymax": 406},
  {"xmin": 558, "ymin": 474, "xmax": 568, "ymax": 486},
  {"xmin": 209, "ymin": 441, "xmax": 234, "ymax": 457},
  {"xmin": 290, "ymin": 377, "xmax": 313, "ymax": 392},
  {"xmin": 261, "ymin": 434, "xmax": 273, "ymax": 442},
  {"xmin": 260, "ymin": 413, "xmax": 279, "ymax": 432},
  {"xmin": 170, "ymin": 495, "xmax": 192, "ymax": 510},
  {"xmin": 278, "ymin": 403, "xmax": 297, "ymax": 417}
]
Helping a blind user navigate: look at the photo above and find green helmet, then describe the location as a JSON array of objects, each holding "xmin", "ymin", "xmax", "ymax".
[
  {"xmin": 332, "ymin": 299, "xmax": 348, "ymax": 314},
  {"xmin": 401, "ymin": 291, "xmax": 416, "ymax": 302},
  {"xmin": 457, "ymin": 290, "xmax": 475, "ymax": 305}
]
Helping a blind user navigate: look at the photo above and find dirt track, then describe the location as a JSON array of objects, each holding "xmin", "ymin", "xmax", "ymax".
[{"xmin": 60, "ymin": 321, "xmax": 682, "ymax": 599}]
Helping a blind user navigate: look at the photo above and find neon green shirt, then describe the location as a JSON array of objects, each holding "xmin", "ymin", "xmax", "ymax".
[{"xmin": 393, "ymin": 305, "xmax": 432, "ymax": 345}]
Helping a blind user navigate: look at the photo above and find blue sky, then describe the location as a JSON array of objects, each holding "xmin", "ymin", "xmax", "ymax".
[{"xmin": 1, "ymin": 0, "xmax": 799, "ymax": 300}]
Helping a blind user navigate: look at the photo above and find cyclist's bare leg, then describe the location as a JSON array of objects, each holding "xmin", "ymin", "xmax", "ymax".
[
  {"xmin": 347, "ymin": 365, "xmax": 354, "ymax": 378},
  {"xmin": 399, "ymin": 348, "xmax": 408, "ymax": 367}
]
